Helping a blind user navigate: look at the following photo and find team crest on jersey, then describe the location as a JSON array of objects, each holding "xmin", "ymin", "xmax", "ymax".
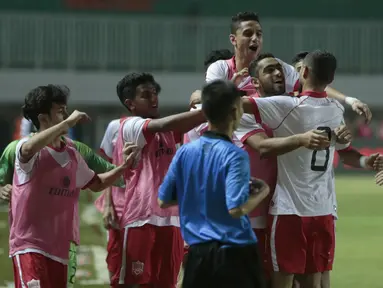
[
  {"xmin": 27, "ymin": 279, "xmax": 41, "ymax": 288},
  {"xmin": 132, "ymin": 261, "xmax": 144, "ymax": 275}
]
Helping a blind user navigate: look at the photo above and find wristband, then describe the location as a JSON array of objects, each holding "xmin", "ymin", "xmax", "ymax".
[
  {"xmin": 345, "ymin": 96, "xmax": 359, "ymax": 106},
  {"xmin": 359, "ymin": 156, "xmax": 367, "ymax": 169}
]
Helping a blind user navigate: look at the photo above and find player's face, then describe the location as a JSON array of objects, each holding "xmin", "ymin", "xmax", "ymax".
[
  {"xmin": 39, "ymin": 103, "xmax": 68, "ymax": 128},
  {"xmin": 252, "ymin": 58, "xmax": 285, "ymax": 96},
  {"xmin": 294, "ymin": 60, "xmax": 304, "ymax": 73},
  {"xmin": 230, "ymin": 21, "xmax": 263, "ymax": 61},
  {"xmin": 129, "ymin": 83, "xmax": 159, "ymax": 118},
  {"xmin": 232, "ymin": 97, "xmax": 244, "ymax": 130}
]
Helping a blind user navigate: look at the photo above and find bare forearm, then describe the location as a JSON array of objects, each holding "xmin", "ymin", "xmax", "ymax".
[
  {"xmin": 229, "ymin": 186, "xmax": 269, "ymax": 218},
  {"xmin": 147, "ymin": 110, "xmax": 205, "ymax": 134},
  {"xmin": 326, "ymin": 86, "xmax": 346, "ymax": 102},
  {"xmin": 338, "ymin": 149, "xmax": 364, "ymax": 168},
  {"xmin": 249, "ymin": 135, "xmax": 302, "ymax": 157},
  {"xmin": 89, "ymin": 165, "xmax": 126, "ymax": 192},
  {"xmin": 21, "ymin": 121, "xmax": 68, "ymax": 161},
  {"xmin": 103, "ymin": 187, "xmax": 112, "ymax": 207},
  {"xmin": 229, "ymin": 184, "xmax": 270, "ymax": 218}
]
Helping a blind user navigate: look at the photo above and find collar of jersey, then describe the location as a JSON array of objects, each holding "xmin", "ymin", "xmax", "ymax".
[
  {"xmin": 203, "ymin": 131, "xmax": 232, "ymax": 142},
  {"xmin": 299, "ymin": 90, "xmax": 327, "ymax": 98}
]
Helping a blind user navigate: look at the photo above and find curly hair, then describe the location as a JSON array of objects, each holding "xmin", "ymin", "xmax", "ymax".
[
  {"xmin": 116, "ymin": 73, "xmax": 161, "ymax": 108},
  {"xmin": 22, "ymin": 85, "xmax": 69, "ymax": 129}
]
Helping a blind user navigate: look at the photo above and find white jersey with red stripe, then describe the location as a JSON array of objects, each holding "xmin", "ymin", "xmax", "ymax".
[{"xmin": 248, "ymin": 91, "xmax": 348, "ymax": 217}]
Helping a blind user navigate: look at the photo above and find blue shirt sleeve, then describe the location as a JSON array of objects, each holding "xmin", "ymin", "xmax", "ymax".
[
  {"xmin": 225, "ymin": 149, "xmax": 250, "ymax": 210},
  {"xmin": 158, "ymin": 149, "xmax": 181, "ymax": 203}
]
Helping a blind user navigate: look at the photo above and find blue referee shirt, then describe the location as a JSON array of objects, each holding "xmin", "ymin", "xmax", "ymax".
[{"xmin": 158, "ymin": 131, "xmax": 257, "ymax": 246}]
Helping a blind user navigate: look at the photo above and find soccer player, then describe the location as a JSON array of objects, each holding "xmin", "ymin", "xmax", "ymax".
[
  {"xmin": 239, "ymin": 50, "xmax": 366, "ymax": 288},
  {"xmin": 203, "ymin": 11, "xmax": 372, "ymax": 121},
  {"xmin": 0, "ymin": 126, "xmax": 123, "ymax": 288},
  {"xmin": 237, "ymin": 52, "xmax": 383, "ymax": 288},
  {"xmin": 110, "ymin": 72, "xmax": 205, "ymax": 288},
  {"xmin": 158, "ymin": 79, "xmax": 269, "ymax": 288},
  {"xmin": 10, "ymin": 85, "xmax": 137, "ymax": 288}
]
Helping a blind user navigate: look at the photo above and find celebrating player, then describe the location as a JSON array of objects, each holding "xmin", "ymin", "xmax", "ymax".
[
  {"xmin": 9, "ymin": 85, "xmax": 137, "ymax": 288},
  {"xmin": 240, "ymin": 50, "xmax": 366, "ymax": 288},
  {"xmin": 108, "ymin": 72, "xmax": 205, "ymax": 287},
  {"xmin": 202, "ymin": 11, "xmax": 371, "ymax": 122},
  {"xmin": 0, "ymin": 117, "xmax": 124, "ymax": 287}
]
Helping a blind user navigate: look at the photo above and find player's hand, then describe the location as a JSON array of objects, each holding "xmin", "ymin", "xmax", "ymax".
[
  {"xmin": 351, "ymin": 100, "xmax": 372, "ymax": 124},
  {"xmin": 0, "ymin": 184, "xmax": 12, "ymax": 202},
  {"xmin": 366, "ymin": 153, "xmax": 383, "ymax": 171},
  {"xmin": 334, "ymin": 125, "xmax": 352, "ymax": 144},
  {"xmin": 64, "ymin": 110, "xmax": 91, "ymax": 128},
  {"xmin": 103, "ymin": 203, "xmax": 119, "ymax": 230},
  {"xmin": 375, "ymin": 170, "xmax": 383, "ymax": 186},
  {"xmin": 249, "ymin": 177, "xmax": 268, "ymax": 195},
  {"xmin": 232, "ymin": 68, "xmax": 249, "ymax": 86},
  {"xmin": 121, "ymin": 142, "xmax": 139, "ymax": 169},
  {"xmin": 299, "ymin": 130, "xmax": 330, "ymax": 150},
  {"xmin": 189, "ymin": 90, "xmax": 202, "ymax": 109}
]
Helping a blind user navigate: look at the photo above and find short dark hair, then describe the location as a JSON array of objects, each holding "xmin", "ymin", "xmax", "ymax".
[
  {"xmin": 204, "ymin": 49, "xmax": 234, "ymax": 71},
  {"xmin": 292, "ymin": 51, "xmax": 309, "ymax": 65},
  {"xmin": 231, "ymin": 12, "xmax": 260, "ymax": 34},
  {"xmin": 303, "ymin": 50, "xmax": 337, "ymax": 85},
  {"xmin": 116, "ymin": 73, "xmax": 161, "ymax": 107},
  {"xmin": 22, "ymin": 85, "xmax": 69, "ymax": 130},
  {"xmin": 249, "ymin": 53, "xmax": 275, "ymax": 77},
  {"xmin": 202, "ymin": 80, "xmax": 241, "ymax": 125}
]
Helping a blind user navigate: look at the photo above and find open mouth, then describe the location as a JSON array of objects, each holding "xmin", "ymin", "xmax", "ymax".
[
  {"xmin": 249, "ymin": 45, "xmax": 258, "ymax": 52},
  {"xmin": 274, "ymin": 80, "xmax": 284, "ymax": 85}
]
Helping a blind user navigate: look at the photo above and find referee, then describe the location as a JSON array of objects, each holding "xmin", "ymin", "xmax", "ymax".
[{"xmin": 158, "ymin": 80, "xmax": 269, "ymax": 288}]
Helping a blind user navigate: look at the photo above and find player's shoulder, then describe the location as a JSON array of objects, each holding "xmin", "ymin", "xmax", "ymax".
[
  {"xmin": 206, "ymin": 60, "xmax": 229, "ymax": 81},
  {"xmin": 327, "ymin": 98, "xmax": 345, "ymax": 111}
]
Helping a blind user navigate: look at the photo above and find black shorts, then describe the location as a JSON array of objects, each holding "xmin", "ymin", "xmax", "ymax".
[{"xmin": 183, "ymin": 241, "xmax": 265, "ymax": 288}]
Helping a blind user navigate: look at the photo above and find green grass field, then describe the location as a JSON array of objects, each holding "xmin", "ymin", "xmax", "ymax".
[{"xmin": 0, "ymin": 175, "xmax": 382, "ymax": 287}]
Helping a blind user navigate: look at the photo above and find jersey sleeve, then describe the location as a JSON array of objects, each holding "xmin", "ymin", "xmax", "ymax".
[
  {"xmin": 122, "ymin": 117, "xmax": 152, "ymax": 148},
  {"xmin": 0, "ymin": 140, "xmax": 18, "ymax": 185},
  {"xmin": 225, "ymin": 149, "xmax": 251, "ymax": 210},
  {"xmin": 235, "ymin": 114, "xmax": 265, "ymax": 143},
  {"xmin": 249, "ymin": 96, "xmax": 297, "ymax": 129},
  {"xmin": 276, "ymin": 59, "xmax": 300, "ymax": 94},
  {"xmin": 205, "ymin": 60, "xmax": 229, "ymax": 83},
  {"xmin": 100, "ymin": 120, "xmax": 120, "ymax": 160},
  {"xmin": 15, "ymin": 137, "xmax": 38, "ymax": 174},
  {"xmin": 74, "ymin": 151, "xmax": 97, "ymax": 189}
]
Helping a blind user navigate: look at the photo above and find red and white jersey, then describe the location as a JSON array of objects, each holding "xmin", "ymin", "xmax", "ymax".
[
  {"xmin": 248, "ymin": 91, "xmax": 348, "ymax": 217},
  {"xmin": 234, "ymin": 114, "xmax": 277, "ymax": 228},
  {"xmin": 206, "ymin": 57, "xmax": 300, "ymax": 95}
]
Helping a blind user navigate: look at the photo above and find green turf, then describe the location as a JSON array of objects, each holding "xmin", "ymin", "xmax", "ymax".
[{"xmin": 0, "ymin": 176, "xmax": 382, "ymax": 287}]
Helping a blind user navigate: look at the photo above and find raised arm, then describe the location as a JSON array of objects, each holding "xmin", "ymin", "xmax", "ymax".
[
  {"xmin": 20, "ymin": 110, "xmax": 89, "ymax": 162},
  {"xmin": 145, "ymin": 110, "xmax": 205, "ymax": 135}
]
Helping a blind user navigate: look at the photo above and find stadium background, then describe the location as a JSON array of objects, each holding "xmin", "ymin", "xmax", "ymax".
[{"xmin": 0, "ymin": 1, "xmax": 383, "ymax": 287}]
